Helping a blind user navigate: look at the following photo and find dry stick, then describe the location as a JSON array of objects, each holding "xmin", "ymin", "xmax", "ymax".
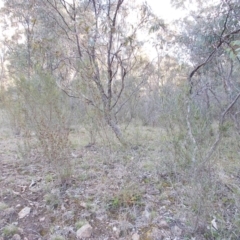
[
  {"xmin": 187, "ymin": 31, "xmax": 240, "ymax": 231},
  {"xmin": 192, "ymin": 91, "xmax": 240, "ymax": 233},
  {"xmin": 203, "ymin": 91, "xmax": 240, "ymax": 164},
  {"xmin": 187, "ymin": 88, "xmax": 240, "ymax": 165},
  {"xmin": 186, "ymin": 98, "xmax": 198, "ymax": 162},
  {"xmin": 186, "ymin": 8, "xmax": 240, "ymax": 162},
  {"xmin": 186, "ymin": 14, "xmax": 229, "ymax": 162}
]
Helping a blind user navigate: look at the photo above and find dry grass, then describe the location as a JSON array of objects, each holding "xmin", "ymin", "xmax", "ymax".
[{"xmin": 0, "ymin": 101, "xmax": 240, "ymax": 239}]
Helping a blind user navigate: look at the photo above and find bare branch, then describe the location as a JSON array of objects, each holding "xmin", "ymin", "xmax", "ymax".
[
  {"xmin": 204, "ymin": 91, "xmax": 240, "ymax": 163},
  {"xmin": 188, "ymin": 5, "xmax": 240, "ymax": 94},
  {"xmin": 44, "ymin": 0, "xmax": 72, "ymax": 32}
]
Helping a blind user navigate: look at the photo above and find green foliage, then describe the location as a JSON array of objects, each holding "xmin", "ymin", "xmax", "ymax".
[
  {"xmin": 1, "ymin": 0, "xmax": 240, "ymax": 238},
  {"xmin": 4, "ymin": 71, "xmax": 73, "ymax": 181},
  {"xmin": 45, "ymin": 174, "xmax": 54, "ymax": 183},
  {"xmin": 3, "ymin": 224, "xmax": 19, "ymax": 237},
  {"xmin": 75, "ymin": 220, "xmax": 88, "ymax": 230},
  {"xmin": 0, "ymin": 202, "xmax": 8, "ymax": 211},
  {"xmin": 226, "ymin": 40, "xmax": 240, "ymax": 60},
  {"xmin": 44, "ymin": 193, "xmax": 60, "ymax": 209},
  {"xmin": 107, "ymin": 186, "xmax": 143, "ymax": 212}
]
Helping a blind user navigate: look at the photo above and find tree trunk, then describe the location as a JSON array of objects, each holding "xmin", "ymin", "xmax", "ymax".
[{"xmin": 104, "ymin": 110, "xmax": 126, "ymax": 145}]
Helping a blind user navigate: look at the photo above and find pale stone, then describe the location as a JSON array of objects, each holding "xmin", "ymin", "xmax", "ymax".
[
  {"xmin": 76, "ymin": 223, "xmax": 93, "ymax": 239},
  {"xmin": 146, "ymin": 227, "xmax": 163, "ymax": 239},
  {"xmin": 18, "ymin": 207, "xmax": 31, "ymax": 219},
  {"xmin": 172, "ymin": 225, "xmax": 182, "ymax": 237},
  {"xmin": 132, "ymin": 233, "xmax": 140, "ymax": 240},
  {"xmin": 158, "ymin": 220, "xmax": 169, "ymax": 229},
  {"xmin": 80, "ymin": 202, "xmax": 87, "ymax": 208},
  {"xmin": 12, "ymin": 234, "xmax": 21, "ymax": 240}
]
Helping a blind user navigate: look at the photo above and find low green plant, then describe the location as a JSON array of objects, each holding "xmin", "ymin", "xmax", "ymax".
[
  {"xmin": 45, "ymin": 174, "xmax": 54, "ymax": 183},
  {"xmin": 4, "ymin": 72, "xmax": 73, "ymax": 182},
  {"xmin": 107, "ymin": 186, "xmax": 143, "ymax": 212},
  {"xmin": 75, "ymin": 220, "xmax": 88, "ymax": 230},
  {"xmin": 44, "ymin": 193, "xmax": 60, "ymax": 209},
  {"xmin": 0, "ymin": 202, "xmax": 8, "ymax": 210},
  {"xmin": 3, "ymin": 224, "xmax": 19, "ymax": 237}
]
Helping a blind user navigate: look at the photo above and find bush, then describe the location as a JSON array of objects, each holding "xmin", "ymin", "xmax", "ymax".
[{"xmin": 4, "ymin": 71, "xmax": 73, "ymax": 182}]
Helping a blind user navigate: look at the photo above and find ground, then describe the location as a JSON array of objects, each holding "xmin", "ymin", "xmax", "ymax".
[{"xmin": 0, "ymin": 122, "xmax": 240, "ymax": 240}]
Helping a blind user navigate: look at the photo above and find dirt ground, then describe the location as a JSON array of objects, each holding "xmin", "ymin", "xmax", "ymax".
[{"xmin": 0, "ymin": 124, "xmax": 240, "ymax": 240}]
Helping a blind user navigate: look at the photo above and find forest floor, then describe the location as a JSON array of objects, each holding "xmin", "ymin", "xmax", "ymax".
[{"xmin": 0, "ymin": 122, "xmax": 240, "ymax": 240}]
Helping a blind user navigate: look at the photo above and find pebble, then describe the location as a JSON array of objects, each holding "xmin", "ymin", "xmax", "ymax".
[
  {"xmin": 132, "ymin": 232, "xmax": 140, "ymax": 240},
  {"xmin": 76, "ymin": 223, "xmax": 93, "ymax": 239}
]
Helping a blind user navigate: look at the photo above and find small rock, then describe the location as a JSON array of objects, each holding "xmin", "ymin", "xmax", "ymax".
[
  {"xmin": 29, "ymin": 180, "xmax": 36, "ymax": 188},
  {"xmin": 12, "ymin": 234, "xmax": 21, "ymax": 240},
  {"xmin": 112, "ymin": 226, "xmax": 120, "ymax": 237},
  {"xmin": 80, "ymin": 202, "xmax": 87, "ymax": 208},
  {"xmin": 5, "ymin": 207, "xmax": 15, "ymax": 216},
  {"xmin": 158, "ymin": 220, "xmax": 169, "ymax": 229},
  {"xmin": 62, "ymin": 211, "xmax": 74, "ymax": 222},
  {"xmin": 18, "ymin": 228, "xmax": 24, "ymax": 234},
  {"xmin": 18, "ymin": 207, "xmax": 31, "ymax": 219},
  {"xmin": 172, "ymin": 225, "xmax": 182, "ymax": 237},
  {"xmin": 76, "ymin": 223, "xmax": 93, "ymax": 239},
  {"xmin": 161, "ymin": 229, "xmax": 171, "ymax": 238},
  {"xmin": 61, "ymin": 204, "xmax": 66, "ymax": 211},
  {"xmin": 63, "ymin": 226, "xmax": 76, "ymax": 238},
  {"xmin": 96, "ymin": 211, "xmax": 107, "ymax": 221},
  {"xmin": 132, "ymin": 233, "xmax": 140, "ymax": 240},
  {"xmin": 119, "ymin": 221, "xmax": 133, "ymax": 231},
  {"xmin": 146, "ymin": 227, "xmax": 163, "ymax": 240},
  {"xmin": 27, "ymin": 234, "xmax": 37, "ymax": 240},
  {"xmin": 161, "ymin": 200, "xmax": 172, "ymax": 206}
]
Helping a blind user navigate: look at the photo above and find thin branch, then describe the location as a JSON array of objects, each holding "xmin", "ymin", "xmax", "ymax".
[
  {"xmin": 44, "ymin": 0, "xmax": 72, "ymax": 32},
  {"xmin": 57, "ymin": 81, "xmax": 102, "ymax": 111},
  {"xmin": 203, "ymin": 91, "xmax": 240, "ymax": 163},
  {"xmin": 186, "ymin": 99, "xmax": 198, "ymax": 162},
  {"xmin": 107, "ymin": 0, "xmax": 124, "ymax": 109},
  {"xmin": 188, "ymin": 4, "xmax": 240, "ymax": 94},
  {"xmin": 60, "ymin": 0, "xmax": 74, "ymax": 19},
  {"xmin": 111, "ymin": 66, "xmax": 126, "ymax": 110}
]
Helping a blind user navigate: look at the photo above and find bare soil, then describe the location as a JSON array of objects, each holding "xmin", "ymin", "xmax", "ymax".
[{"xmin": 0, "ymin": 126, "xmax": 240, "ymax": 240}]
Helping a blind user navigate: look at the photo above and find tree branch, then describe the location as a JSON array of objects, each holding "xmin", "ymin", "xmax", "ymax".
[{"xmin": 188, "ymin": 5, "xmax": 240, "ymax": 94}]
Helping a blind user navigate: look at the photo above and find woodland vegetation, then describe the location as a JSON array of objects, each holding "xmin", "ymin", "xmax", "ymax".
[{"xmin": 0, "ymin": 0, "xmax": 240, "ymax": 239}]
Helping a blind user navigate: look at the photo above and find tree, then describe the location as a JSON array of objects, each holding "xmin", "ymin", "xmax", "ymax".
[
  {"xmin": 172, "ymin": 0, "xmax": 240, "ymax": 162},
  {"xmin": 1, "ymin": 0, "xmax": 164, "ymax": 144}
]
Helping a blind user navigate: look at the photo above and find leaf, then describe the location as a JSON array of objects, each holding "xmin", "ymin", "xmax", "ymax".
[
  {"xmin": 236, "ymin": 47, "xmax": 240, "ymax": 52},
  {"xmin": 232, "ymin": 40, "xmax": 240, "ymax": 46},
  {"xmin": 211, "ymin": 218, "xmax": 218, "ymax": 230},
  {"xmin": 229, "ymin": 51, "xmax": 236, "ymax": 60}
]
